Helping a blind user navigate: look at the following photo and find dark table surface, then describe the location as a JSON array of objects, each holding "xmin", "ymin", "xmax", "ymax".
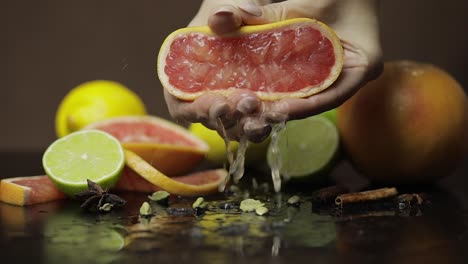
[{"xmin": 1, "ymin": 151, "xmax": 468, "ymax": 264}]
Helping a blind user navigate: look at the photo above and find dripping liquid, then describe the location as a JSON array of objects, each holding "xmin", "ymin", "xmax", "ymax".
[
  {"xmin": 269, "ymin": 122, "xmax": 286, "ymax": 192},
  {"xmin": 216, "ymin": 116, "xmax": 287, "ymax": 193}
]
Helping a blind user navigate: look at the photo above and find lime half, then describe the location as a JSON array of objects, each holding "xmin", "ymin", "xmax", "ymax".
[
  {"xmin": 267, "ymin": 116, "xmax": 339, "ymax": 182},
  {"xmin": 42, "ymin": 130, "xmax": 125, "ymax": 196}
]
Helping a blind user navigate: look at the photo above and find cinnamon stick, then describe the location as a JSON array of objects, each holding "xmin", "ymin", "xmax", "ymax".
[
  {"xmin": 335, "ymin": 187, "xmax": 398, "ymax": 207},
  {"xmin": 310, "ymin": 185, "xmax": 349, "ymax": 204}
]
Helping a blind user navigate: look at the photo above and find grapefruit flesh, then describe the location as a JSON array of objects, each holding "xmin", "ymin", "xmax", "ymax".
[
  {"xmin": 85, "ymin": 116, "xmax": 209, "ymax": 176},
  {"xmin": 0, "ymin": 176, "xmax": 66, "ymax": 206},
  {"xmin": 158, "ymin": 18, "xmax": 343, "ymax": 101}
]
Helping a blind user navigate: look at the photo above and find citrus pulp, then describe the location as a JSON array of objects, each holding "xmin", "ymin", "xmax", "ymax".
[
  {"xmin": 42, "ymin": 130, "xmax": 125, "ymax": 196},
  {"xmin": 158, "ymin": 18, "xmax": 343, "ymax": 101},
  {"xmin": 85, "ymin": 115, "xmax": 209, "ymax": 176}
]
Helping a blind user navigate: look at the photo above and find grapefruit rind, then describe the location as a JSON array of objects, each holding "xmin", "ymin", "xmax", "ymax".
[
  {"xmin": 158, "ymin": 18, "xmax": 344, "ymax": 101},
  {"xmin": 114, "ymin": 166, "xmax": 228, "ymax": 193},
  {"xmin": 124, "ymin": 149, "xmax": 227, "ymax": 196},
  {"xmin": 0, "ymin": 176, "xmax": 66, "ymax": 206},
  {"xmin": 85, "ymin": 115, "xmax": 210, "ymax": 176}
]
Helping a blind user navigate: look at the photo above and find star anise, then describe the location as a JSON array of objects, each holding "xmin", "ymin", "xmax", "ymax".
[{"xmin": 75, "ymin": 179, "xmax": 126, "ymax": 212}]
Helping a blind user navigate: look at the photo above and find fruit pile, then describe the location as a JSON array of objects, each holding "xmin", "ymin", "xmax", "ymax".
[
  {"xmin": 0, "ymin": 80, "xmax": 228, "ymax": 206},
  {"xmin": 0, "ymin": 18, "xmax": 466, "ymax": 207}
]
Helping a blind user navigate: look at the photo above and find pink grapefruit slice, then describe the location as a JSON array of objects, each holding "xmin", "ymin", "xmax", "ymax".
[
  {"xmin": 158, "ymin": 18, "xmax": 343, "ymax": 101},
  {"xmin": 85, "ymin": 115, "xmax": 209, "ymax": 176},
  {"xmin": 114, "ymin": 166, "xmax": 227, "ymax": 194},
  {"xmin": 123, "ymin": 149, "xmax": 227, "ymax": 196},
  {"xmin": 0, "ymin": 176, "xmax": 66, "ymax": 206}
]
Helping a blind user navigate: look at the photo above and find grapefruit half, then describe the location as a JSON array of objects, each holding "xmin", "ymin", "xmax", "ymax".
[
  {"xmin": 85, "ymin": 115, "xmax": 209, "ymax": 176},
  {"xmin": 158, "ymin": 18, "xmax": 343, "ymax": 101}
]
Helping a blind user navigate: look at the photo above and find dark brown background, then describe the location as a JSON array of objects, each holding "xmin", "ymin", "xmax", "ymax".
[{"xmin": 3, "ymin": 0, "xmax": 468, "ymax": 151}]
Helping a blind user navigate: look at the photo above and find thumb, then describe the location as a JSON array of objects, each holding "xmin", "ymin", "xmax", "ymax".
[{"xmin": 238, "ymin": 1, "xmax": 321, "ymax": 24}]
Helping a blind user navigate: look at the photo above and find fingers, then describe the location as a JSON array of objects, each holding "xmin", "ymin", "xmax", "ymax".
[
  {"xmin": 164, "ymin": 88, "xmax": 266, "ymax": 139},
  {"xmin": 265, "ymin": 66, "xmax": 368, "ymax": 122},
  {"xmin": 220, "ymin": 115, "xmax": 271, "ymax": 143},
  {"xmin": 164, "ymin": 90, "xmax": 230, "ymax": 129},
  {"xmin": 207, "ymin": 0, "xmax": 331, "ymax": 35},
  {"xmin": 219, "ymin": 90, "xmax": 262, "ymax": 133},
  {"xmin": 243, "ymin": 117, "xmax": 271, "ymax": 142},
  {"xmin": 208, "ymin": 5, "xmax": 244, "ymax": 35}
]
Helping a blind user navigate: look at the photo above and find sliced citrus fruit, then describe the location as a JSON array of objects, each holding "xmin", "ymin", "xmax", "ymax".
[
  {"xmin": 267, "ymin": 116, "xmax": 339, "ymax": 182},
  {"xmin": 0, "ymin": 176, "xmax": 66, "ymax": 206},
  {"xmin": 114, "ymin": 166, "xmax": 227, "ymax": 194},
  {"xmin": 56, "ymin": 80, "xmax": 147, "ymax": 138},
  {"xmin": 85, "ymin": 115, "xmax": 209, "ymax": 176},
  {"xmin": 158, "ymin": 18, "xmax": 343, "ymax": 101},
  {"xmin": 42, "ymin": 130, "xmax": 125, "ymax": 196},
  {"xmin": 123, "ymin": 149, "xmax": 227, "ymax": 196}
]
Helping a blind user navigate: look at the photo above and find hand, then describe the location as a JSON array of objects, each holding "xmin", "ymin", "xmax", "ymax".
[{"xmin": 164, "ymin": 0, "xmax": 382, "ymax": 141}]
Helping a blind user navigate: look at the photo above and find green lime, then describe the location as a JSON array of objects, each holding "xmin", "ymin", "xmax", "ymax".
[
  {"xmin": 42, "ymin": 130, "xmax": 125, "ymax": 196},
  {"xmin": 320, "ymin": 108, "xmax": 337, "ymax": 125},
  {"xmin": 267, "ymin": 116, "xmax": 339, "ymax": 182}
]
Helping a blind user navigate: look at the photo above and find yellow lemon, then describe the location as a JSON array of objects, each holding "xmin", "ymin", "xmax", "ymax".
[
  {"xmin": 55, "ymin": 80, "xmax": 146, "ymax": 137},
  {"xmin": 189, "ymin": 123, "xmax": 270, "ymax": 166}
]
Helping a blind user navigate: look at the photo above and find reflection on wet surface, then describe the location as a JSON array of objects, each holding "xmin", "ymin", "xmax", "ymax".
[
  {"xmin": 1, "ymin": 154, "xmax": 468, "ymax": 264},
  {"xmin": 1, "ymin": 179, "xmax": 468, "ymax": 264}
]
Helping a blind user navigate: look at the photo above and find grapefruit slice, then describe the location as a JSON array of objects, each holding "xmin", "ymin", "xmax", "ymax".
[
  {"xmin": 158, "ymin": 18, "xmax": 343, "ymax": 101},
  {"xmin": 0, "ymin": 176, "xmax": 66, "ymax": 206},
  {"xmin": 123, "ymin": 149, "xmax": 227, "ymax": 196},
  {"xmin": 85, "ymin": 115, "xmax": 209, "ymax": 176},
  {"xmin": 114, "ymin": 166, "xmax": 227, "ymax": 194}
]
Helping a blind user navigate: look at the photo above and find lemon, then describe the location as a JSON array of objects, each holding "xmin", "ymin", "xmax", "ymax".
[
  {"xmin": 189, "ymin": 123, "xmax": 270, "ymax": 166},
  {"xmin": 55, "ymin": 80, "xmax": 146, "ymax": 138},
  {"xmin": 42, "ymin": 130, "xmax": 125, "ymax": 196}
]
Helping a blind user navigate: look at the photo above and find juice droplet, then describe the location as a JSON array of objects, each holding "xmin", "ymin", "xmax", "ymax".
[
  {"xmin": 217, "ymin": 118, "xmax": 232, "ymax": 192},
  {"xmin": 269, "ymin": 122, "xmax": 286, "ymax": 192},
  {"xmin": 231, "ymin": 136, "xmax": 249, "ymax": 183}
]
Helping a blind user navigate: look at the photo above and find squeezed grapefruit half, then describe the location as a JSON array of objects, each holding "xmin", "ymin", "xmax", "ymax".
[{"xmin": 158, "ymin": 18, "xmax": 343, "ymax": 101}]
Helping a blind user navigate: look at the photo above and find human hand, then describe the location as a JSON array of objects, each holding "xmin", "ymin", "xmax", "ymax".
[{"xmin": 164, "ymin": 0, "xmax": 382, "ymax": 141}]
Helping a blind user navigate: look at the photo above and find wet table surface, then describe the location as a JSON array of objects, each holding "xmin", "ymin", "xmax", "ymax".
[{"xmin": 1, "ymin": 152, "xmax": 468, "ymax": 264}]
